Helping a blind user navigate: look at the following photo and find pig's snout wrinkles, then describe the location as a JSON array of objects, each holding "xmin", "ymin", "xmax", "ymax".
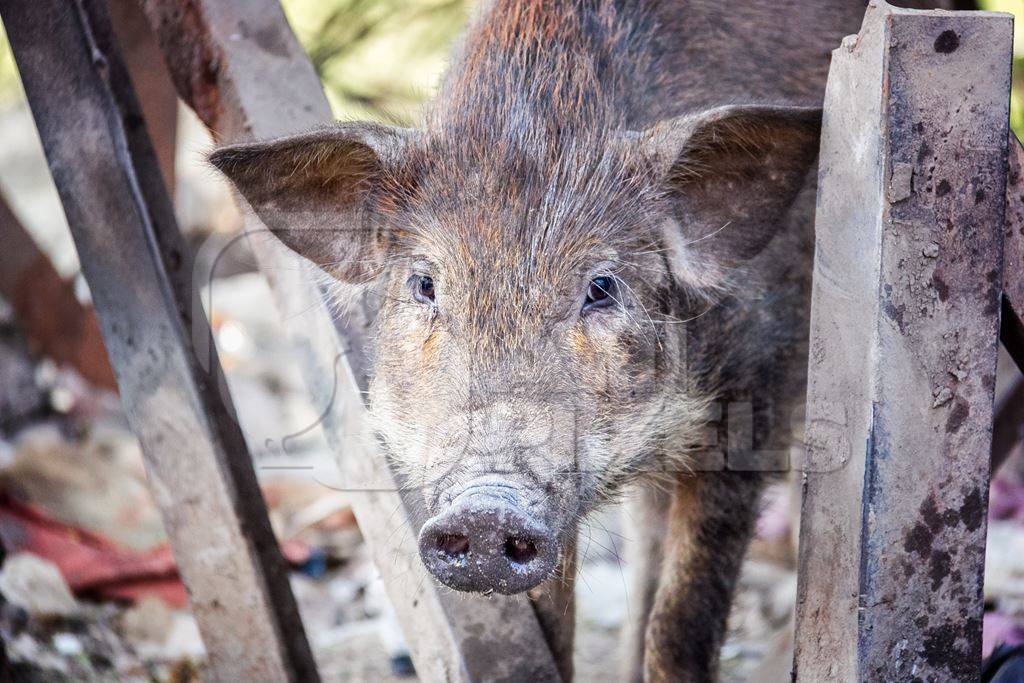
[{"xmin": 418, "ymin": 488, "xmax": 558, "ymax": 594}]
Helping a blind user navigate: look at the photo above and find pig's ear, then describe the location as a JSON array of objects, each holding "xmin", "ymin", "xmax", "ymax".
[
  {"xmin": 210, "ymin": 122, "xmax": 413, "ymax": 283},
  {"xmin": 643, "ymin": 105, "xmax": 821, "ymax": 290}
]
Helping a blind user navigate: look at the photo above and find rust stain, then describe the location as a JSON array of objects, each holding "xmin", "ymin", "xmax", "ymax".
[
  {"xmin": 147, "ymin": 0, "xmax": 225, "ymax": 132},
  {"xmin": 933, "ymin": 29, "xmax": 960, "ymax": 54},
  {"xmin": 944, "ymin": 398, "xmax": 969, "ymax": 433},
  {"xmin": 12, "ymin": 255, "xmax": 117, "ymax": 390}
]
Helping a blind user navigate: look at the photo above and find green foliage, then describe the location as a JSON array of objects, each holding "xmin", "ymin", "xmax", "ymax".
[
  {"xmin": 977, "ymin": 0, "xmax": 1022, "ymax": 136},
  {"xmin": 281, "ymin": 0, "xmax": 469, "ymax": 124},
  {"xmin": 281, "ymin": 0, "xmax": 1022, "ymax": 135},
  {"xmin": 0, "ymin": 23, "xmax": 21, "ymax": 104},
  {"xmin": 1014, "ymin": 55, "xmax": 1024, "ymax": 136}
]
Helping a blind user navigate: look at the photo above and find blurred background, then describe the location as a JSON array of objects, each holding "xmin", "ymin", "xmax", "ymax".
[{"xmin": 0, "ymin": 1, "xmax": 1021, "ymax": 681}]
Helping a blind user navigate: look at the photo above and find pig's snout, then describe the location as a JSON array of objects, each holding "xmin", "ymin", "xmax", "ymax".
[{"xmin": 418, "ymin": 489, "xmax": 558, "ymax": 594}]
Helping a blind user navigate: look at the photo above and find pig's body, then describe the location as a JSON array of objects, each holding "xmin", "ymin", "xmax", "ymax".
[
  {"xmin": 213, "ymin": 0, "xmax": 956, "ymax": 680},
  {"xmin": 432, "ymin": 2, "xmax": 949, "ymax": 680}
]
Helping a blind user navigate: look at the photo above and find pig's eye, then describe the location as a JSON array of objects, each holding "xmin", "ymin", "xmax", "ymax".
[
  {"xmin": 414, "ymin": 275, "xmax": 435, "ymax": 304},
  {"xmin": 584, "ymin": 276, "xmax": 616, "ymax": 311}
]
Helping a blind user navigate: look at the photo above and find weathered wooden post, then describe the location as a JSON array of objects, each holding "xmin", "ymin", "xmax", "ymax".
[
  {"xmin": 141, "ymin": 1, "xmax": 563, "ymax": 680},
  {"xmin": 794, "ymin": 2, "xmax": 1013, "ymax": 680},
  {"xmin": 0, "ymin": 1, "xmax": 319, "ymax": 680}
]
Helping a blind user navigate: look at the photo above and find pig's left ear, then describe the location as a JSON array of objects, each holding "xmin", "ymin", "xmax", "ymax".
[
  {"xmin": 642, "ymin": 104, "xmax": 822, "ymax": 290},
  {"xmin": 210, "ymin": 122, "xmax": 413, "ymax": 283}
]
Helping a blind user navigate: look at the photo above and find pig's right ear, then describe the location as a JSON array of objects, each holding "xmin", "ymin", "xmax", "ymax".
[
  {"xmin": 210, "ymin": 122, "xmax": 412, "ymax": 283},
  {"xmin": 641, "ymin": 105, "xmax": 821, "ymax": 291}
]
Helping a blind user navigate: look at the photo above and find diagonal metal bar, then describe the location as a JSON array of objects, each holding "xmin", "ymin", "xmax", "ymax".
[
  {"xmin": 141, "ymin": 1, "xmax": 562, "ymax": 680},
  {"xmin": 1002, "ymin": 134, "xmax": 1024, "ymax": 373},
  {"xmin": 0, "ymin": 1, "xmax": 319, "ymax": 680},
  {"xmin": 991, "ymin": 375, "xmax": 1024, "ymax": 475},
  {"xmin": 793, "ymin": 2, "xmax": 1012, "ymax": 680}
]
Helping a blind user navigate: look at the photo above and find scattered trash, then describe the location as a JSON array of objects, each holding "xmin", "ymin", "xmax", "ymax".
[
  {"xmin": 0, "ymin": 424, "xmax": 167, "ymax": 551},
  {"xmin": 122, "ymin": 597, "xmax": 205, "ymax": 662},
  {"xmin": 984, "ymin": 643, "xmax": 1024, "ymax": 683},
  {"xmin": 985, "ymin": 521, "xmax": 1024, "ymax": 607},
  {"xmin": 51, "ymin": 632, "xmax": 83, "ymax": 657},
  {"xmin": 0, "ymin": 492, "xmax": 186, "ymax": 608},
  {"xmin": 985, "ymin": 613, "xmax": 1024, "ymax": 660},
  {"xmin": 0, "ymin": 553, "xmax": 78, "ymax": 619},
  {"xmin": 263, "ymin": 477, "xmax": 361, "ymax": 565},
  {"xmin": 991, "ymin": 476, "xmax": 1024, "ymax": 524}
]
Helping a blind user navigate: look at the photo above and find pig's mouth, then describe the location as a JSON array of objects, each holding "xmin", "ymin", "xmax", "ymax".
[{"xmin": 417, "ymin": 484, "xmax": 561, "ymax": 594}]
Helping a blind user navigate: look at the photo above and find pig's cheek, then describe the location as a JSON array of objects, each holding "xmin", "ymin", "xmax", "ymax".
[
  {"xmin": 572, "ymin": 435, "xmax": 609, "ymax": 492},
  {"xmin": 567, "ymin": 324, "xmax": 626, "ymax": 391},
  {"xmin": 379, "ymin": 424, "xmax": 435, "ymax": 479},
  {"xmin": 367, "ymin": 378, "xmax": 426, "ymax": 450}
]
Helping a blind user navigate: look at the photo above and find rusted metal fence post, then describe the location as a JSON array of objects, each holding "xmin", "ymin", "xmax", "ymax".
[
  {"xmin": 0, "ymin": 1, "xmax": 319, "ymax": 680},
  {"xmin": 141, "ymin": 1, "xmax": 562, "ymax": 680},
  {"xmin": 0, "ymin": 192, "xmax": 116, "ymax": 390},
  {"xmin": 793, "ymin": 2, "xmax": 1012, "ymax": 680}
]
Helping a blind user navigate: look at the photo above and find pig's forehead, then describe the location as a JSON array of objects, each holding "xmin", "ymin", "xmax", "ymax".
[
  {"xmin": 401, "ymin": 201, "xmax": 622, "ymax": 279},
  {"xmin": 405, "ymin": 126, "xmax": 649, "ymax": 211},
  {"xmin": 400, "ymin": 162, "xmax": 656, "ymax": 260}
]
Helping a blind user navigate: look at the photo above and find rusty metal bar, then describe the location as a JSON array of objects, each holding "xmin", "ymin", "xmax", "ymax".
[
  {"xmin": 0, "ymin": 192, "xmax": 116, "ymax": 390},
  {"xmin": 140, "ymin": 1, "xmax": 562, "ymax": 680},
  {"xmin": 0, "ymin": 1, "xmax": 318, "ymax": 681},
  {"xmin": 793, "ymin": 2, "xmax": 1012, "ymax": 680}
]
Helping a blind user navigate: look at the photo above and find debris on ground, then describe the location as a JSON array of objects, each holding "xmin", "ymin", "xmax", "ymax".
[{"xmin": 0, "ymin": 553, "xmax": 78, "ymax": 620}]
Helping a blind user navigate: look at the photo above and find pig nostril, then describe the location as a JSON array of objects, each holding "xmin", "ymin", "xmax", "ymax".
[
  {"xmin": 437, "ymin": 533, "xmax": 469, "ymax": 558},
  {"xmin": 504, "ymin": 537, "xmax": 538, "ymax": 564}
]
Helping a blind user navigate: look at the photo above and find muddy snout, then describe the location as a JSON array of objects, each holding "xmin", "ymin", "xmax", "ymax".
[{"xmin": 418, "ymin": 488, "xmax": 558, "ymax": 594}]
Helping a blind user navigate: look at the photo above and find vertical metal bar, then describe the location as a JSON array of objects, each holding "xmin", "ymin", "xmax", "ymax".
[
  {"xmin": 0, "ymin": 2, "xmax": 319, "ymax": 681},
  {"xmin": 794, "ymin": 2, "xmax": 1013, "ymax": 680},
  {"xmin": 140, "ymin": 1, "xmax": 562, "ymax": 680}
]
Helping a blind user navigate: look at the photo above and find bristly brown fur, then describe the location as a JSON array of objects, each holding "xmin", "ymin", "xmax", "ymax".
[{"xmin": 211, "ymin": 1, "xmax": 958, "ymax": 679}]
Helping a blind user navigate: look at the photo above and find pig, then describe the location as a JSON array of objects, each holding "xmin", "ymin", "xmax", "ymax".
[{"xmin": 211, "ymin": 0, "xmax": 957, "ymax": 679}]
